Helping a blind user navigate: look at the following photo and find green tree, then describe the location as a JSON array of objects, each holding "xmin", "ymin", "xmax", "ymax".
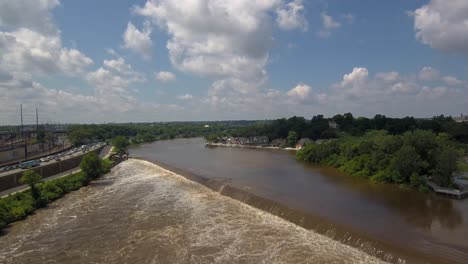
[
  {"xmin": 390, "ymin": 145, "xmax": 425, "ymax": 184},
  {"xmin": 112, "ymin": 136, "xmax": 129, "ymax": 153},
  {"xmin": 19, "ymin": 170, "xmax": 43, "ymax": 207},
  {"xmin": 432, "ymin": 146, "xmax": 458, "ymax": 187},
  {"xmin": 287, "ymin": 131, "xmax": 298, "ymax": 147},
  {"xmin": 80, "ymin": 152, "xmax": 103, "ymax": 181}
]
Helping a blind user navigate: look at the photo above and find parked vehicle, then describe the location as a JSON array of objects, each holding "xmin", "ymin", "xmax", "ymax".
[{"xmin": 19, "ymin": 160, "xmax": 40, "ymax": 169}]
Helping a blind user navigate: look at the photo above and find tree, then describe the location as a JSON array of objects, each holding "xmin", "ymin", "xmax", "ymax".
[
  {"xmin": 80, "ymin": 152, "xmax": 103, "ymax": 181},
  {"xmin": 19, "ymin": 170, "xmax": 43, "ymax": 207},
  {"xmin": 390, "ymin": 145, "xmax": 425, "ymax": 184},
  {"xmin": 287, "ymin": 131, "xmax": 298, "ymax": 148},
  {"xmin": 112, "ymin": 136, "xmax": 129, "ymax": 154},
  {"xmin": 432, "ymin": 146, "xmax": 458, "ymax": 187}
]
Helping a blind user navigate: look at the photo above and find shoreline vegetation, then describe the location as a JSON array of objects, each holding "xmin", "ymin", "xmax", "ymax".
[
  {"xmin": 0, "ymin": 152, "xmax": 112, "ymax": 232},
  {"xmin": 203, "ymin": 114, "xmax": 468, "ymax": 191},
  {"xmin": 61, "ymin": 113, "xmax": 467, "ymax": 192}
]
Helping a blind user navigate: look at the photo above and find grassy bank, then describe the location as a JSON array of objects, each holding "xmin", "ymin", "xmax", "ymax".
[{"xmin": 0, "ymin": 158, "xmax": 112, "ymax": 232}]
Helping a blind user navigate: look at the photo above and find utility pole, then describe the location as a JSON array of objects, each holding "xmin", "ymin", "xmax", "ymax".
[
  {"xmin": 21, "ymin": 104, "xmax": 27, "ymax": 161},
  {"xmin": 36, "ymin": 107, "xmax": 39, "ymax": 136}
]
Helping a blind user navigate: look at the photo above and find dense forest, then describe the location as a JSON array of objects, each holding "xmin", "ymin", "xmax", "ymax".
[
  {"xmin": 66, "ymin": 121, "xmax": 257, "ymax": 146},
  {"xmin": 297, "ymin": 130, "xmax": 462, "ymax": 189},
  {"xmin": 207, "ymin": 114, "xmax": 468, "ymax": 143}
]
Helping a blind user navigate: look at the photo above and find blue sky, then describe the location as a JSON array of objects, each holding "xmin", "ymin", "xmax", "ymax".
[{"xmin": 0, "ymin": 0, "xmax": 467, "ymax": 124}]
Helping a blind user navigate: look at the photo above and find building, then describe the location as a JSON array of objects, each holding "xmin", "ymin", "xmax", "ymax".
[
  {"xmin": 328, "ymin": 121, "xmax": 339, "ymax": 129},
  {"xmin": 296, "ymin": 138, "xmax": 313, "ymax": 149},
  {"xmin": 271, "ymin": 138, "xmax": 287, "ymax": 147},
  {"xmin": 454, "ymin": 114, "xmax": 468, "ymax": 123},
  {"xmin": 248, "ymin": 136, "xmax": 269, "ymax": 145}
]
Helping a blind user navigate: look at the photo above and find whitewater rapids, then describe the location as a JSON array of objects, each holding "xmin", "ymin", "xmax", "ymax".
[{"xmin": 0, "ymin": 160, "xmax": 386, "ymax": 263}]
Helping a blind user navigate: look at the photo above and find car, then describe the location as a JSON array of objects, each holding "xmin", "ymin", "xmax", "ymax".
[{"xmin": 55, "ymin": 156, "xmax": 61, "ymax": 161}]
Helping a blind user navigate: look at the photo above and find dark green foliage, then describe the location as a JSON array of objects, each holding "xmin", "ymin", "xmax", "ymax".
[
  {"xmin": 297, "ymin": 130, "xmax": 459, "ymax": 189},
  {"xmin": 80, "ymin": 152, "xmax": 104, "ymax": 181},
  {"xmin": 67, "ymin": 121, "xmax": 257, "ymax": 146},
  {"xmin": 19, "ymin": 170, "xmax": 43, "ymax": 207},
  {"xmin": 287, "ymin": 131, "xmax": 298, "ymax": 147},
  {"xmin": 112, "ymin": 136, "xmax": 129, "ymax": 153},
  {"xmin": 207, "ymin": 114, "xmax": 468, "ymax": 144}
]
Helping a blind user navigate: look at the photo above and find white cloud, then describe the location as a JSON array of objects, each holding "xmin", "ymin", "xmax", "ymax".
[
  {"xmin": 123, "ymin": 22, "xmax": 152, "ymax": 59},
  {"xmin": 276, "ymin": 0, "xmax": 308, "ymax": 31},
  {"xmin": 287, "ymin": 83, "xmax": 310, "ymax": 100},
  {"xmin": 418, "ymin": 66, "xmax": 439, "ymax": 81},
  {"xmin": 443, "ymin": 75, "xmax": 463, "ymax": 86},
  {"xmin": 0, "ymin": 28, "xmax": 93, "ymax": 79},
  {"xmin": 317, "ymin": 12, "xmax": 341, "ymax": 38},
  {"xmin": 155, "ymin": 71, "xmax": 176, "ymax": 82},
  {"xmin": 133, "ymin": 0, "xmax": 305, "ymax": 102},
  {"xmin": 0, "ymin": 0, "xmax": 59, "ymax": 34},
  {"xmin": 177, "ymin": 94, "xmax": 193, "ymax": 100},
  {"xmin": 287, "ymin": 83, "xmax": 326, "ymax": 104},
  {"xmin": 412, "ymin": 0, "xmax": 468, "ymax": 54},
  {"xmin": 341, "ymin": 67, "xmax": 368, "ymax": 86},
  {"xmin": 376, "ymin": 71, "xmax": 400, "ymax": 82}
]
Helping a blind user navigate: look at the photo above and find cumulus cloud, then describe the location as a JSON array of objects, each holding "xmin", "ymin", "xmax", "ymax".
[
  {"xmin": 341, "ymin": 67, "xmax": 368, "ymax": 86},
  {"xmin": 418, "ymin": 66, "xmax": 439, "ymax": 81},
  {"xmin": 123, "ymin": 22, "xmax": 152, "ymax": 59},
  {"xmin": 133, "ymin": 0, "xmax": 306, "ymax": 103},
  {"xmin": 177, "ymin": 94, "xmax": 193, "ymax": 100},
  {"xmin": 443, "ymin": 75, "xmax": 463, "ymax": 86},
  {"xmin": 0, "ymin": 28, "xmax": 93, "ymax": 78},
  {"xmin": 412, "ymin": 0, "xmax": 468, "ymax": 54},
  {"xmin": 317, "ymin": 12, "xmax": 341, "ymax": 38},
  {"xmin": 0, "ymin": 0, "xmax": 59, "ymax": 34},
  {"xmin": 155, "ymin": 71, "xmax": 175, "ymax": 82},
  {"xmin": 287, "ymin": 83, "xmax": 326, "ymax": 104},
  {"xmin": 276, "ymin": 0, "xmax": 308, "ymax": 31}
]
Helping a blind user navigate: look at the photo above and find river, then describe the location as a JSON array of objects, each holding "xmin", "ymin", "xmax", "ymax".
[
  {"xmin": 127, "ymin": 138, "xmax": 468, "ymax": 264},
  {"xmin": 0, "ymin": 159, "xmax": 383, "ymax": 263}
]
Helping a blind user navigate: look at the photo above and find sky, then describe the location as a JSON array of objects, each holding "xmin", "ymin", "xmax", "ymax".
[{"xmin": 0, "ymin": 0, "xmax": 467, "ymax": 125}]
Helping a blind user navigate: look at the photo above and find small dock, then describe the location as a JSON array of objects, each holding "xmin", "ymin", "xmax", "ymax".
[{"xmin": 425, "ymin": 180, "xmax": 468, "ymax": 199}]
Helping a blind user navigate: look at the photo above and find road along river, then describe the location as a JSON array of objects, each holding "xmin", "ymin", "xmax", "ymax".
[
  {"xmin": 0, "ymin": 159, "xmax": 383, "ymax": 264},
  {"xmin": 128, "ymin": 138, "xmax": 468, "ymax": 264}
]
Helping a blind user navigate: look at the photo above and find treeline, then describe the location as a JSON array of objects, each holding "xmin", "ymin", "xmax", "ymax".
[
  {"xmin": 297, "ymin": 130, "xmax": 461, "ymax": 189},
  {"xmin": 67, "ymin": 121, "xmax": 256, "ymax": 146},
  {"xmin": 0, "ymin": 153, "xmax": 110, "ymax": 231},
  {"xmin": 207, "ymin": 114, "xmax": 468, "ymax": 143}
]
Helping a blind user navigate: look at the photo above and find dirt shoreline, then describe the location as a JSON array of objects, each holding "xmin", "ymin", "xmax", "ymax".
[{"xmin": 205, "ymin": 142, "xmax": 299, "ymax": 151}]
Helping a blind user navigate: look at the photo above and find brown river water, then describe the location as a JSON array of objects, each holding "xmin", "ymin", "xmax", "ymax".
[
  {"xmin": 0, "ymin": 138, "xmax": 467, "ymax": 263},
  {"xmin": 0, "ymin": 159, "xmax": 383, "ymax": 263}
]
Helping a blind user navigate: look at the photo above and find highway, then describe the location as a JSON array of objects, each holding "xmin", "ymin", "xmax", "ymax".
[
  {"xmin": 0, "ymin": 144, "xmax": 110, "ymax": 198},
  {"xmin": 0, "ymin": 143, "xmax": 105, "ymax": 178}
]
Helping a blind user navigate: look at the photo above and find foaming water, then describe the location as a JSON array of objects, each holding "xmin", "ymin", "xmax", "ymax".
[{"xmin": 0, "ymin": 160, "xmax": 385, "ymax": 264}]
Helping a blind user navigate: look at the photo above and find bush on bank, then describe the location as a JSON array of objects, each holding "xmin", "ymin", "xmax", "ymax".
[
  {"xmin": 0, "ymin": 155, "xmax": 111, "ymax": 232},
  {"xmin": 297, "ymin": 130, "xmax": 461, "ymax": 190}
]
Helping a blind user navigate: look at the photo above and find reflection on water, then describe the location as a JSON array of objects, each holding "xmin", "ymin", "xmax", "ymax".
[
  {"xmin": 0, "ymin": 160, "xmax": 384, "ymax": 264},
  {"xmin": 306, "ymin": 163, "xmax": 463, "ymax": 231},
  {"xmin": 129, "ymin": 138, "xmax": 468, "ymax": 264}
]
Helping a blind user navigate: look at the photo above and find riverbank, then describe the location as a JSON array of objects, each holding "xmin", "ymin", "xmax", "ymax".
[
  {"xmin": 0, "ymin": 157, "xmax": 113, "ymax": 232},
  {"xmin": 206, "ymin": 142, "xmax": 299, "ymax": 151}
]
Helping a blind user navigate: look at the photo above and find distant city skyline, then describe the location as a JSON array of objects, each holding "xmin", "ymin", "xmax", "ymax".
[{"xmin": 0, "ymin": 0, "xmax": 467, "ymax": 125}]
